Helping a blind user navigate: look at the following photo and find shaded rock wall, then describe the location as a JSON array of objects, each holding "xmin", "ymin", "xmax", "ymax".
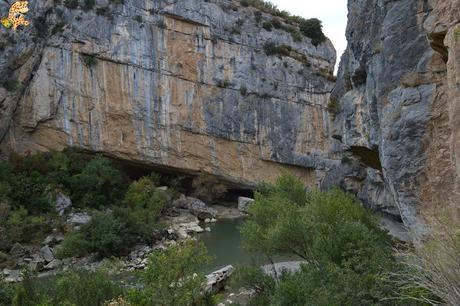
[
  {"xmin": 0, "ymin": 0, "xmax": 336, "ymax": 186},
  {"xmin": 329, "ymin": 0, "xmax": 460, "ymax": 237}
]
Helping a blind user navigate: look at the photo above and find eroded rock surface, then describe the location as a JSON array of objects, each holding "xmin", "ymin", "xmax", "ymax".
[
  {"xmin": 0, "ymin": 0, "xmax": 336, "ymax": 187},
  {"xmin": 328, "ymin": 0, "xmax": 460, "ymax": 237}
]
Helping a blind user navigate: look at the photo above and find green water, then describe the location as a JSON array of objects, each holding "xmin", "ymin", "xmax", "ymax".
[
  {"xmin": 200, "ymin": 218, "xmax": 297, "ymax": 273},
  {"xmin": 199, "ymin": 219, "xmax": 259, "ymax": 273}
]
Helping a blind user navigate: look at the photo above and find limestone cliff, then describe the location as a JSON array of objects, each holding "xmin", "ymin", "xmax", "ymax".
[
  {"xmin": 0, "ymin": 0, "xmax": 336, "ymax": 186},
  {"xmin": 329, "ymin": 0, "xmax": 460, "ymax": 237}
]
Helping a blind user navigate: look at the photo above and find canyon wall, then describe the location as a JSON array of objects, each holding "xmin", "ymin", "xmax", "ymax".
[
  {"xmin": 0, "ymin": 0, "xmax": 336, "ymax": 186},
  {"xmin": 329, "ymin": 0, "xmax": 460, "ymax": 237},
  {"xmin": 1, "ymin": 0, "xmax": 459, "ymax": 238}
]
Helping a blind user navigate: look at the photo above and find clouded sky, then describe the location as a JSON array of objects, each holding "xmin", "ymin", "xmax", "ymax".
[{"xmin": 269, "ymin": 0, "xmax": 348, "ymax": 72}]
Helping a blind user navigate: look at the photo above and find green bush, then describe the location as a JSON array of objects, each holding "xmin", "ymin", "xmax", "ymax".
[
  {"xmin": 1, "ymin": 151, "xmax": 126, "ymax": 211},
  {"xmin": 0, "ymin": 282, "xmax": 13, "ymax": 305},
  {"xmin": 8, "ymin": 171, "xmax": 51, "ymax": 213},
  {"xmin": 117, "ymin": 176, "xmax": 169, "ymax": 241},
  {"xmin": 262, "ymin": 21, "xmax": 273, "ymax": 31},
  {"xmin": 11, "ymin": 270, "xmax": 124, "ymax": 306},
  {"xmin": 59, "ymin": 175, "xmax": 170, "ymax": 257},
  {"xmin": 83, "ymin": 0, "xmax": 95, "ymax": 10},
  {"xmin": 263, "ymin": 42, "xmax": 292, "ymax": 57},
  {"xmin": 123, "ymin": 176, "xmax": 165, "ymax": 218},
  {"xmin": 240, "ymin": 86, "xmax": 248, "ymax": 96},
  {"xmin": 133, "ymin": 15, "xmax": 143, "ymax": 23},
  {"xmin": 81, "ymin": 54, "xmax": 98, "ymax": 67},
  {"xmin": 299, "ymin": 18, "xmax": 326, "ymax": 46},
  {"xmin": 58, "ymin": 212, "xmax": 132, "ymax": 258},
  {"xmin": 240, "ymin": 173, "xmax": 428, "ymax": 305},
  {"xmin": 326, "ymin": 98, "xmax": 341, "ymax": 115},
  {"xmin": 240, "ymin": 0, "xmax": 250, "ymax": 7},
  {"xmin": 69, "ymin": 155, "xmax": 125, "ymax": 208},
  {"xmin": 2, "ymin": 78, "xmax": 22, "ymax": 92},
  {"xmin": 64, "ymin": 0, "xmax": 78, "ymax": 9},
  {"xmin": 128, "ymin": 240, "xmax": 214, "ymax": 306}
]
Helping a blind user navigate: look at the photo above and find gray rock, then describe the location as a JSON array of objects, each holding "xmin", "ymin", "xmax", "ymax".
[
  {"xmin": 206, "ymin": 265, "xmax": 235, "ymax": 293},
  {"xmin": 237, "ymin": 197, "xmax": 254, "ymax": 213},
  {"xmin": 43, "ymin": 233, "xmax": 64, "ymax": 246},
  {"xmin": 31, "ymin": 253, "xmax": 45, "ymax": 263},
  {"xmin": 329, "ymin": 0, "xmax": 459, "ymax": 239},
  {"xmin": 28, "ymin": 260, "xmax": 45, "ymax": 272},
  {"xmin": 40, "ymin": 245, "xmax": 54, "ymax": 263},
  {"xmin": 68, "ymin": 212, "xmax": 91, "ymax": 226},
  {"xmin": 3, "ymin": 269, "xmax": 23, "ymax": 283},
  {"xmin": 55, "ymin": 192, "xmax": 72, "ymax": 216},
  {"xmin": 173, "ymin": 195, "xmax": 217, "ymax": 220},
  {"xmin": 44, "ymin": 259, "xmax": 62, "ymax": 270},
  {"xmin": 9, "ymin": 243, "xmax": 26, "ymax": 258},
  {"xmin": 262, "ymin": 261, "xmax": 305, "ymax": 279}
]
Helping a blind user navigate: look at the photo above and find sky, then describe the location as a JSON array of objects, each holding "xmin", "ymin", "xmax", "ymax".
[{"xmin": 269, "ymin": 0, "xmax": 348, "ymax": 72}]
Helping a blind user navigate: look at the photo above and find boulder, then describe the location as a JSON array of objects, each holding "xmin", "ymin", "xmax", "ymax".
[
  {"xmin": 262, "ymin": 261, "xmax": 305, "ymax": 279},
  {"xmin": 206, "ymin": 265, "xmax": 235, "ymax": 293},
  {"xmin": 43, "ymin": 233, "xmax": 64, "ymax": 246},
  {"xmin": 31, "ymin": 253, "xmax": 45, "ymax": 263},
  {"xmin": 28, "ymin": 260, "xmax": 45, "ymax": 272},
  {"xmin": 238, "ymin": 197, "xmax": 254, "ymax": 213},
  {"xmin": 173, "ymin": 195, "xmax": 217, "ymax": 220},
  {"xmin": 68, "ymin": 212, "xmax": 91, "ymax": 226},
  {"xmin": 3, "ymin": 269, "xmax": 23, "ymax": 283},
  {"xmin": 55, "ymin": 192, "xmax": 72, "ymax": 216},
  {"xmin": 40, "ymin": 245, "xmax": 54, "ymax": 262},
  {"xmin": 44, "ymin": 259, "xmax": 62, "ymax": 270},
  {"xmin": 9, "ymin": 243, "xmax": 26, "ymax": 258}
]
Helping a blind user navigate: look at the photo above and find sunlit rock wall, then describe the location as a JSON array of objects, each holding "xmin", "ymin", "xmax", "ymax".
[{"xmin": 0, "ymin": 0, "xmax": 336, "ymax": 186}]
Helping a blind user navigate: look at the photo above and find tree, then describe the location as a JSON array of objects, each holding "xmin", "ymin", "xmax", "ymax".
[
  {"xmin": 129, "ymin": 240, "xmax": 214, "ymax": 306},
  {"xmin": 69, "ymin": 155, "xmax": 125, "ymax": 208},
  {"xmin": 239, "ymin": 173, "xmax": 428, "ymax": 305}
]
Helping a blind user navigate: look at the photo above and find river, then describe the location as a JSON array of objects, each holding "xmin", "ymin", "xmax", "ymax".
[{"xmin": 199, "ymin": 218, "xmax": 298, "ymax": 273}]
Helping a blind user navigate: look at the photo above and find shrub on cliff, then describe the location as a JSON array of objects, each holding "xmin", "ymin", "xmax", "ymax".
[
  {"xmin": 239, "ymin": 173, "xmax": 429, "ymax": 305},
  {"xmin": 263, "ymin": 42, "xmax": 292, "ymax": 57},
  {"xmin": 299, "ymin": 18, "xmax": 326, "ymax": 46}
]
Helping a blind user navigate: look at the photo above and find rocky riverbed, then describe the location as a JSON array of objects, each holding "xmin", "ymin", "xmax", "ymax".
[{"xmin": 0, "ymin": 190, "xmax": 251, "ymax": 290}]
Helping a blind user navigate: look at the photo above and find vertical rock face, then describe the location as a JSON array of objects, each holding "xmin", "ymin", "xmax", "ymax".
[
  {"xmin": 331, "ymin": 0, "xmax": 460, "ymax": 236},
  {"xmin": 0, "ymin": 0, "xmax": 335, "ymax": 186}
]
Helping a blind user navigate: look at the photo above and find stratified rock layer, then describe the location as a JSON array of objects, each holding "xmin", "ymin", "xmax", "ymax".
[
  {"xmin": 329, "ymin": 0, "xmax": 460, "ymax": 236},
  {"xmin": 0, "ymin": 0, "xmax": 335, "ymax": 186}
]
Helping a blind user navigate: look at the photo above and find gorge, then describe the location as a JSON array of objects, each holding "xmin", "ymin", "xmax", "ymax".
[
  {"xmin": 0, "ymin": 0, "xmax": 459, "ymax": 304},
  {"xmin": 1, "ymin": 0, "xmax": 458, "ymax": 241}
]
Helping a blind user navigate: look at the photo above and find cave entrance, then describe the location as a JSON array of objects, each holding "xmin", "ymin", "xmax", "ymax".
[{"xmin": 110, "ymin": 156, "xmax": 254, "ymax": 206}]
